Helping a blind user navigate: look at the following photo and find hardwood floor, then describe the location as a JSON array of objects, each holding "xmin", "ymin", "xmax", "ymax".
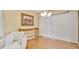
[{"xmin": 26, "ymin": 36, "xmax": 78, "ymax": 49}]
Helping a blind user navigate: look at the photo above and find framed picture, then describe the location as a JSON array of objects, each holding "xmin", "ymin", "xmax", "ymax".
[{"xmin": 21, "ymin": 13, "xmax": 34, "ymax": 26}]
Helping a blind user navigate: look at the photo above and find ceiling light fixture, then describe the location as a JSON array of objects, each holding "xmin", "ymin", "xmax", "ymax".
[{"xmin": 40, "ymin": 11, "xmax": 52, "ymax": 17}]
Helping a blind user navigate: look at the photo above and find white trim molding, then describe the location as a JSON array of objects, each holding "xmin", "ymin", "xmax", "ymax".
[{"xmin": 40, "ymin": 34, "xmax": 78, "ymax": 43}]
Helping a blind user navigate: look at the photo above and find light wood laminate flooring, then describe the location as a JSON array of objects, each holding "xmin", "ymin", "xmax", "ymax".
[{"xmin": 26, "ymin": 36, "xmax": 78, "ymax": 49}]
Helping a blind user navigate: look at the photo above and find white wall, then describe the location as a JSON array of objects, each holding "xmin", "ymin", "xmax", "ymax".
[
  {"xmin": 39, "ymin": 11, "xmax": 78, "ymax": 43},
  {"xmin": 39, "ymin": 17, "xmax": 49, "ymax": 36},
  {"xmin": 0, "ymin": 11, "xmax": 4, "ymax": 37}
]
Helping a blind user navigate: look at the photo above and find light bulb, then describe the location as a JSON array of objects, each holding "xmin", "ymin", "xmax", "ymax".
[
  {"xmin": 44, "ymin": 11, "xmax": 47, "ymax": 15},
  {"xmin": 40, "ymin": 13, "xmax": 46, "ymax": 17},
  {"xmin": 47, "ymin": 12, "xmax": 52, "ymax": 17}
]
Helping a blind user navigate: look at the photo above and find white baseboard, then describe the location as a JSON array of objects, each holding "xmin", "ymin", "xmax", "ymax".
[
  {"xmin": 39, "ymin": 34, "xmax": 55, "ymax": 40},
  {"xmin": 40, "ymin": 34, "xmax": 78, "ymax": 43},
  {"xmin": 27, "ymin": 36, "xmax": 36, "ymax": 40}
]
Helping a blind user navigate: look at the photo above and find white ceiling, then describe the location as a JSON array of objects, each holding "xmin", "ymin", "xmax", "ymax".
[
  {"xmin": 32, "ymin": 10, "xmax": 69, "ymax": 14},
  {"xmin": 31, "ymin": 10, "xmax": 46, "ymax": 13}
]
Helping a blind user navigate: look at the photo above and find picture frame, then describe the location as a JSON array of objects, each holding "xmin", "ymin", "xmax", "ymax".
[{"xmin": 21, "ymin": 13, "xmax": 34, "ymax": 26}]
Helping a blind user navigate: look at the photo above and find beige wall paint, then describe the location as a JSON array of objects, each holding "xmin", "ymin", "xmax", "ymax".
[{"xmin": 4, "ymin": 10, "xmax": 39, "ymax": 34}]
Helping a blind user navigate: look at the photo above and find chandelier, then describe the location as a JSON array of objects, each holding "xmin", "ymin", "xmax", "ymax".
[
  {"xmin": 40, "ymin": 10, "xmax": 70, "ymax": 17},
  {"xmin": 40, "ymin": 11, "xmax": 52, "ymax": 17}
]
